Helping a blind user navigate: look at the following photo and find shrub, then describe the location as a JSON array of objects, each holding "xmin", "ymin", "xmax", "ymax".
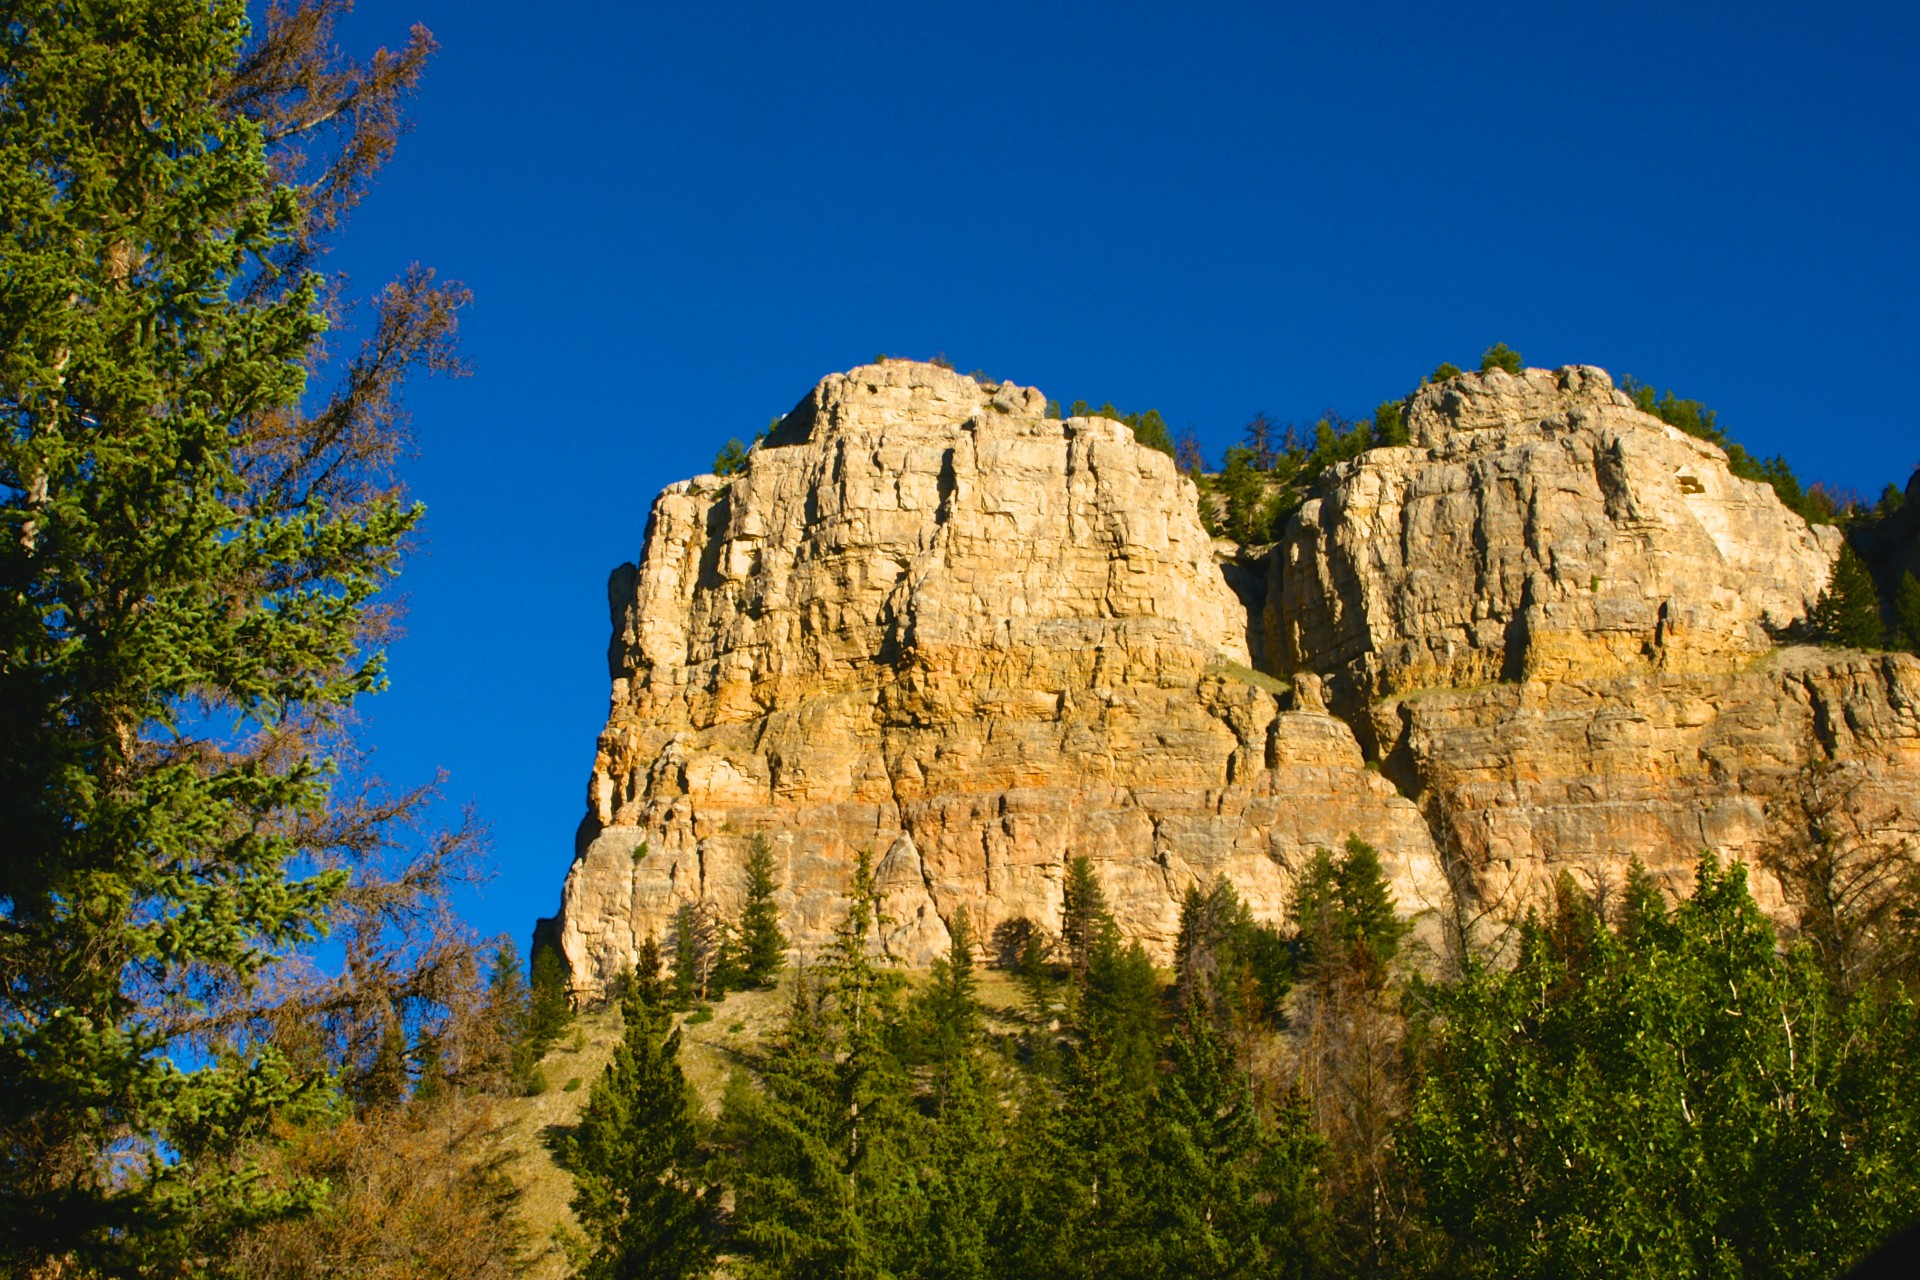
[{"xmin": 1479, "ymin": 342, "xmax": 1523, "ymax": 374}]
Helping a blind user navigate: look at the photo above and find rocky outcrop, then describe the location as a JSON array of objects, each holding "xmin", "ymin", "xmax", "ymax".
[
  {"xmin": 1369, "ymin": 647, "xmax": 1920, "ymax": 914},
  {"xmin": 1271, "ymin": 366, "xmax": 1842, "ymax": 713},
  {"xmin": 549, "ymin": 361, "xmax": 1920, "ymax": 993},
  {"xmin": 1273, "ymin": 366, "xmax": 1918, "ymax": 916},
  {"xmin": 552, "ymin": 362, "xmax": 1445, "ymax": 990}
]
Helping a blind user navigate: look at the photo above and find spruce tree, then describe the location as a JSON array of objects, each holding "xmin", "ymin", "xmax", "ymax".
[
  {"xmin": 1138, "ymin": 1010, "xmax": 1266, "ymax": 1278},
  {"xmin": 912, "ymin": 909, "xmax": 1002, "ymax": 1280},
  {"xmin": 528, "ymin": 940, "xmax": 575, "ymax": 1054},
  {"xmin": 1060, "ymin": 854, "xmax": 1110, "ymax": 980},
  {"xmin": 0, "ymin": 3, "xmax": 459, "ymax": 1268},
  {"xmin": 1292, "ymin": 835, "xmax": 1408, "ymax": 986},
  {"xmin": 1810, "ymin": 543, "xmax": 1885, "ymax": 649},
  {"xmin": 727, "ymin": 852, "xmax": 925, "ymax": 1280},
  {"xmin": 1893, "ymin": 571, "xmax": 1920, "ymax": 654},
  {"xmin": 739, "ymin": 835, "xmax": 789, "ymax": 986},
  {"xmin": 564, "ymin": 982, "xmax": 714, "ymax": 1280}
]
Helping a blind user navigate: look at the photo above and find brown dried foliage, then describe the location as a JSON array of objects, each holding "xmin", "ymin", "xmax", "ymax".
[{"xmin": 218, "ymin": 1100, "xmax": 527, "ymax": 1280}]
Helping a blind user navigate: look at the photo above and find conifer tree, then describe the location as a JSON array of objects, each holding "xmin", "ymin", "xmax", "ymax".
[
  {"xmin": 1811, "ymin": 543, "xmax": 1886, "ymax": 649},
  {"xmin": 911, "ymin": 909, "xmax": 1003, "ymax": 1280},
  {"xmin": 1060, "ymin": 854, "xmax": 1111, "ymax": 980},
  {"xmin": 564, "ymin": 981, "xmax": 714, "ymax": 1280},
  {"xmin": 1292, "ymin": 835, "xmax": 1409, "ymax": 986},
  {"xmin": 1175, "ymin": 875, "xmax": 1292, "ymax": 1035},
  {"xmin": 1138, "ymin": 1009, "xmax": 1267, "ymax": 1278},
  {"xmin": 739, "ymin": 835, "xmax": 789, "ymax": 987},
  {"xmin": 482, "ymin": 940, "xmax": 539, "ymax": 1092},
  {"xmin": 1372, "ymin": 399, "xmax": 1409, "ymax": 447},
  {"xmin": 528, "ymin": 940, "xmax": 575, "ymax": 1054},
  {"xmin": 727, "ymin": 852, "xmax": 925, "ymax": 1279},
  {"xmin": 1479, "ymin": 341, "xmax": 1523, "ymax": 374},
  {"xmin": 0, "ymin": 4, "xmax": 463, "ymax": 1266},
  {"xmin": 1893, "ymin": 571, "xmax": 1920, "ymax": 654}
]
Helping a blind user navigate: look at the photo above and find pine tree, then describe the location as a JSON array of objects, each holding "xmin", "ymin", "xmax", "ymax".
[
  {"xmin": 739, "ymin": 835, "xmax": 790, "ymax": 986},
  {"xmin": 1479, "ymin": 341, "xmax": 1524, "ymax": 374},
  {"xmin": 0, "ymin": 4, "xmax": 462, "ymax": 1268},
  {"xmin": 727, "ymin": 852, "xmax": 925, "ymax": 1280},
  {"xmin": 528, "ymin": 940, "xmax": 575, "ymax": 1054},
  {"xmin": 1060, "ymin": 854, "xmax": 1110, "ymax": 980},
  {"xmin": 1893, "ymin": 571, "xmax": 1920, "ymax": 654},
  {"xmin": 564, "ymin": 982, "xmax": 714, "ymax": 1280},
  {"xmin": 1810, "ymin": 543, "xmax": 1885, "ymax": 649}
]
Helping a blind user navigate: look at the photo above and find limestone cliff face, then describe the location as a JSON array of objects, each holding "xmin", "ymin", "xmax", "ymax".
[
  {"xmin": 553, "ymin": 362, "xmax": 1443, "ymax": 989},
  {"xmin": 1272, "ymin": 366, "xmax": 1842, "ymax": 709},
  {"xmin": 1271, "ymin": 366, "xmax": 1919, "ymax": 914},
  {"xmin": 550, "ymin": 360, "xmax": 1920, "ymax": 992}
]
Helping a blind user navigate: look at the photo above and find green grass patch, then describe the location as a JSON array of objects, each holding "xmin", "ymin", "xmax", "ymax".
[{"xmin": 1204, "ymin": 660, "xmax": 1289, "ymax": 696}]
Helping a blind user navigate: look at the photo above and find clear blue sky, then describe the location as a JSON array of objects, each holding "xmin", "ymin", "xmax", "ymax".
[{"xmin": 319, "ymin": 0, "xmax": 1920, "ymax": 953}]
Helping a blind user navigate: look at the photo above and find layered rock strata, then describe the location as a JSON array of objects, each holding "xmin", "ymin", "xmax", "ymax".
[
  {"xmin": 550, "ymin": 361, "xmax": 1920, "ymax": 992},
  {"xmin": 553, "ymin": 362, "xmax": 1445, "ymax": 988},
  {"xmin": 1273, "ymin": 367, "xmax": 1920, "ymax": 913}
]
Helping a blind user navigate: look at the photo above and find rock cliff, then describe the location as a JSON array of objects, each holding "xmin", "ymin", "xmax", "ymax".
[{"xmin": 548, "ymin": 361, "xmax": 1920, "ymax": 991}]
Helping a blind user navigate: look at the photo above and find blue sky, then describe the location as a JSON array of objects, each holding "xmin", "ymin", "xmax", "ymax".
[{"xmin": 320, "ymin": 0, "xmax": 1920, "ymax": 952}]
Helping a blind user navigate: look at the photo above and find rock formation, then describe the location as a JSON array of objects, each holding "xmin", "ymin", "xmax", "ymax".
[
  {"xmin": 551, "ymin": 361, "xmax": 1444, "ymax": 989},
  {"xmin": 1272, "ymin": 366, "xmax": 1919, "ymax": 917},
  {"xmin": 547, "ymin": 360, "xmax": 1920, "ymax": 993}
]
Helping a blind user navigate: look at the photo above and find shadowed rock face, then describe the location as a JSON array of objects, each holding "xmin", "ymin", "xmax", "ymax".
[
  {"xmin": 548, "ymin": 361, "xmax": 1920, "ymax": 994},
  {"xmin": 551, "ymin": 362, "xmax": 1443, "ymax": 991}
]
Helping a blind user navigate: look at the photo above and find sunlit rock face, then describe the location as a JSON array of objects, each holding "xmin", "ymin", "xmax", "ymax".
[
  {"xmin": 547, "ymin": 360, "xmax": 1920, "ymax": 995},
  {"xmin": 1272, "ymin": 365, "xmax": 1841, "ymax": 710},
  {"xmin": 550, "ymin": 362, "xmax": 1443, "ymax": 991},
  {"xmin": 1272, "ymin": 365, "xmax": 1919, "ymax": 914}
]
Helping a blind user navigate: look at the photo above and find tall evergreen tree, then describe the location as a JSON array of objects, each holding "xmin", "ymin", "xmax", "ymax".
[
  {"xmin": 1137, "ymin": 1010, "xmax": 1268, "ymax": 1278},
  {"xmin": 0, "ymin": 3, "xmax": 462, "ymax": 1269},
  {"xmin": 727, "ymin": 852, "xmax": 925, "ymax": 1279},
  {"xmin": 564, "ymin": 982, "xmax": 714, "ymax": 1280},
  {"xmin": 528, "ymin": 940, "xmax": 575, "ymax": 1054},
  {"xmin": 1811, "ymin": 543, "xmax": 1886, "ymax": 649},
  {"xmin": 1893, "ymin": 570, "xmax": 1920, "ymax": 654},
  {"xmin": 1292, "ymin": 836, "xmax": 1409, "ymax": 987},
  {"xmin": 1060, "ymin": 854, "xmax": 1110, "ymax": 980},
  {"xmin": 910, "ymin": 909, "xmax": 1003, "ymax": 1280},
  {"xmin": 1175, "ymin": 876, "xmax": 1292, "ymax": 1035},
  {"xmin": 739, "ymin": 835, "xmax": 789, "ymax": 987}
]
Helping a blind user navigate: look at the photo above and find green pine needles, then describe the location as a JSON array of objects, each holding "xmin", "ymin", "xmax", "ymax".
[
  {"xmin": 564, "ymin": 982, "xmax": 715, "ymax": 1280},
  {"xmin": 0, "ymin": 3, "xmax": 463, "ymax": 1271}
]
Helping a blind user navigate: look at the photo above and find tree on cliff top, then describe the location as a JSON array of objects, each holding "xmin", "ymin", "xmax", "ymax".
[{"xmin": 0, "ymin": 1, "xmax": 466, "ymax": 1269}]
